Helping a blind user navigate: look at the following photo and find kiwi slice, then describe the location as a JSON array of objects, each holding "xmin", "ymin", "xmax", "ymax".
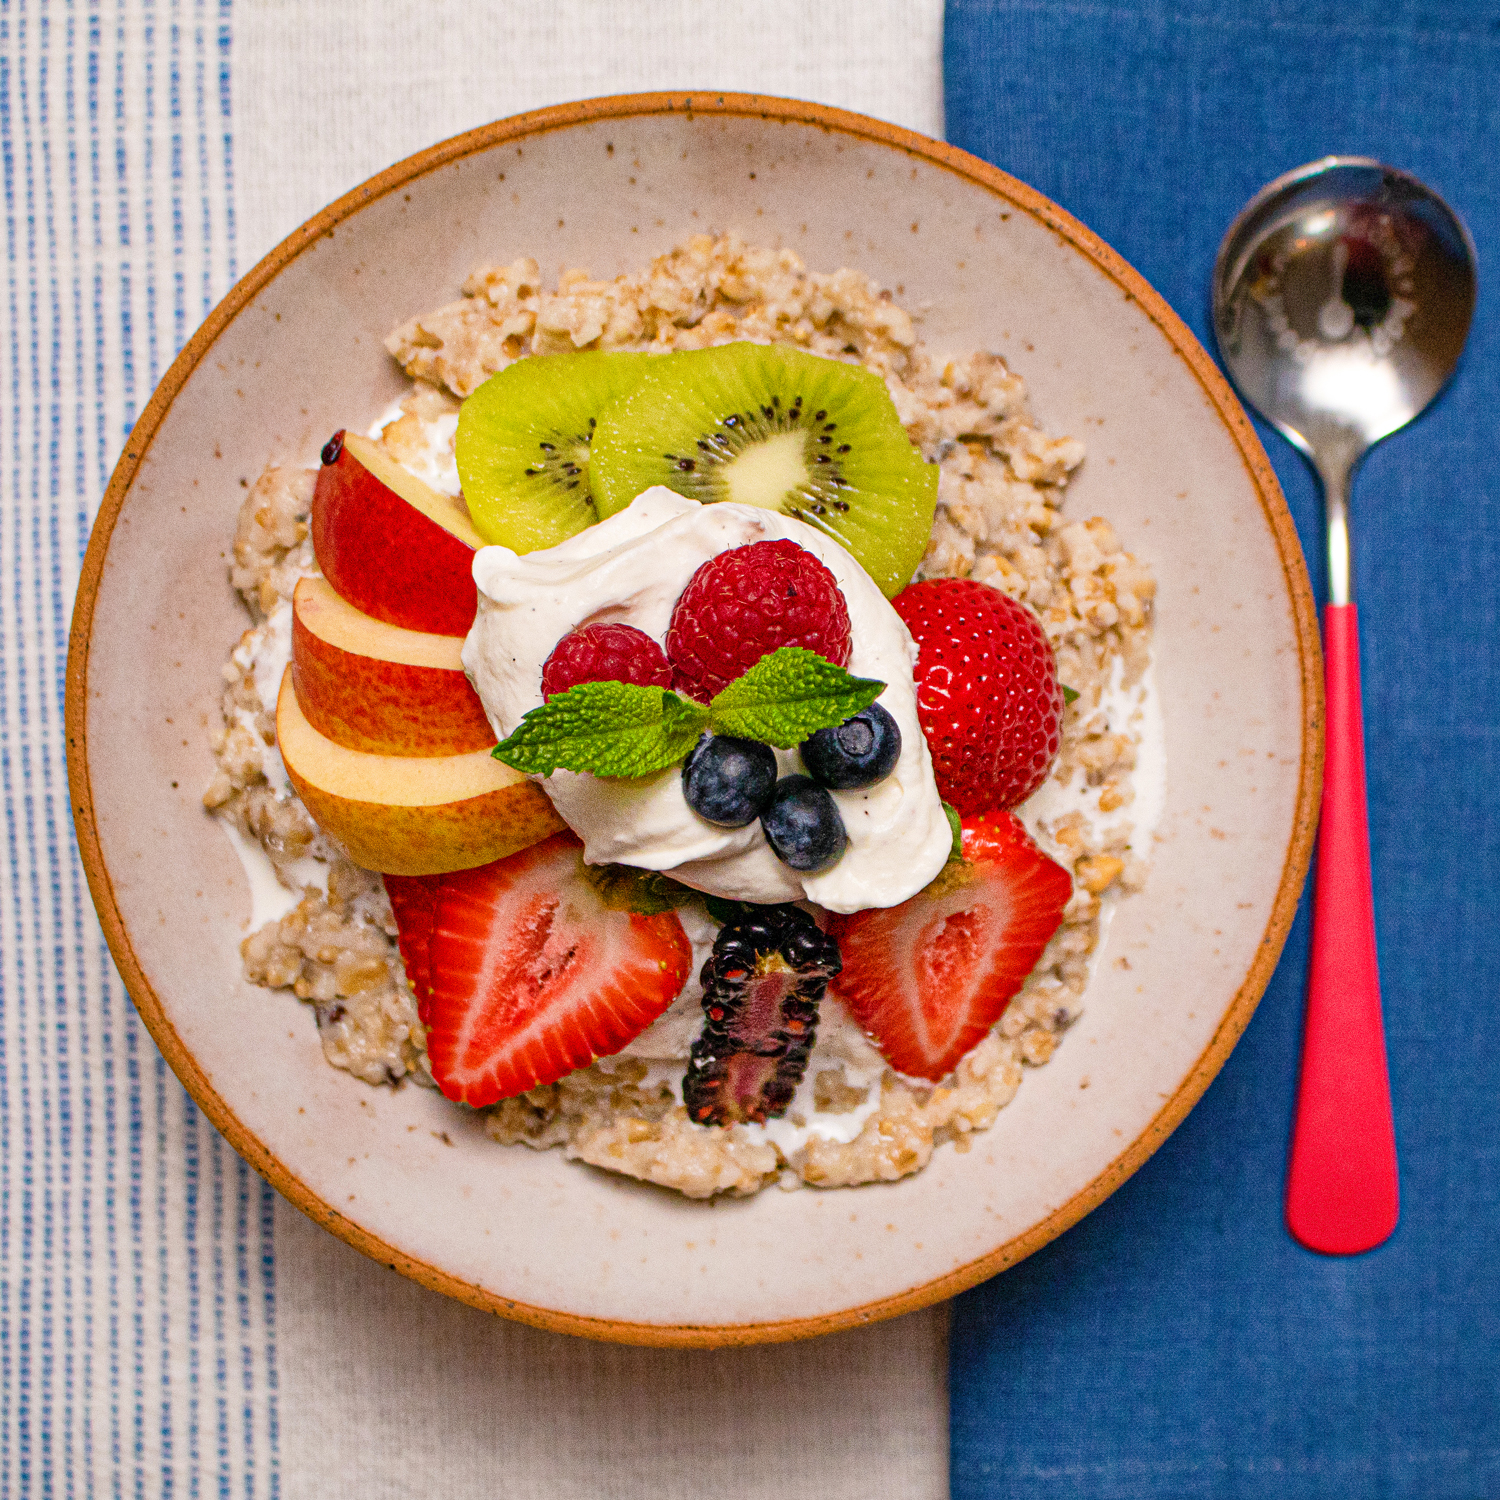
[
  {"xmin": 589, "ymin": 343, "xmax": 938, "ymax": 597},
  {"xmin": 455, "ymin": 350, "xmax": 652, "ymax": 552}
]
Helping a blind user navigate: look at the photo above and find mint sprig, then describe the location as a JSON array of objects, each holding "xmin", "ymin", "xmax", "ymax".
[
  {"xmin": 709, "ymin": 647, "xmax": 885, "ymax": 748},
  {"xmin": 702, "ymin": 894, "xmax": 758, "ymax": 926},
  {"xmin": 580, "ymin": 862, "xmax": 701, "ymax": 914},
  {"xmin": 491, "ymin": 681, "xmax": 709, "ymax": 777},
  {"xmin": 492, "ymin": 647, "xmax": 886, "ymax": 779}
]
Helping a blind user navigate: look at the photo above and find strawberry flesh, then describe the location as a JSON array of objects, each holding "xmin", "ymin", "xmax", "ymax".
[
  {"xmin": 828, "ymin": 810, "xmax": 1071, "ymax": 1080},
  {"xmin": 424, "ymin": 832, "xmax": 692, "ymax": 1107},
  {"xmin": 383, "ymin": 873, "xmax": 441, "ymax": 1023}
]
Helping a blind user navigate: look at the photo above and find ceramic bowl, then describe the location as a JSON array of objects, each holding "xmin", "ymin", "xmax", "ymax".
[{"xmin": 67, "ymin": 94, "xmax": 1320, "ymax": 1347}]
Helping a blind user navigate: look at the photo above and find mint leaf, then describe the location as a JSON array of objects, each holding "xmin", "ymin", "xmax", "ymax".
[
  {"xmin": 942, "ymin": 801, "xmax": 963, "ymax": 861},
  {"xmin": 580, "ymin": 863, "xmax": 700, "ymax": 914},
  {"xmin": 491, "ymin": 682, "xmax": 709, "ymax": 777},
  {"xmin": 492, "ymin": 648, "xmax": 886, "ymax": 780},
  {"xmin": 703, "ymin": 894, "xmax": 757, "ymax": 927},
  {"xmin": 708, "ymin": 647, "xmax": 885, "ymax": 748},
  {"xmin": 1061, "ymin": 684, "xmax": 1079, "ymax": 705}
]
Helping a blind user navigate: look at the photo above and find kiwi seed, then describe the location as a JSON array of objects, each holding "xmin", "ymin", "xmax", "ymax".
[
  {"xmin": 588, "ymin": 342, "xmax": 937, "ymax": 597},
  {"xmin": 455, "ymin": 349, "xmax": 652, "ymax": 553}
]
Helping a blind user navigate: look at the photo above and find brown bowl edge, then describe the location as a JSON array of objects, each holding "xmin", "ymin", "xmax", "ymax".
[{"xmin": 65, "ymin": 90, "xmax": 1323, "ymax": 1349}]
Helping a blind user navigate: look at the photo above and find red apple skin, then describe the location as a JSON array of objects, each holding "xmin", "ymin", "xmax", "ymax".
[
  {"xmin": 311, "ymin": 430, "xmax": 479, "ymax": 636},
  {"xmin": 291, "ymin": 578, "xmax": 495, "ymax": 757},
  {"xmin": 288, "ymin": 773, "xmax": 562, "ymax": 877},
  {"xmin": 277, "ymin": 668, "xmax": 564, "ymax": 876}
]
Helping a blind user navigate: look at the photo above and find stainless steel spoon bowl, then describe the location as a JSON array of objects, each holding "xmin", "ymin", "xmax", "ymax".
[
  {"xmin": 1214, "ymin": 157, "xmax": 1476, "ymax": 605},
  {"xmin": 1212, "ymin": 158, "xmax": 1476, "ymax": 1256}
]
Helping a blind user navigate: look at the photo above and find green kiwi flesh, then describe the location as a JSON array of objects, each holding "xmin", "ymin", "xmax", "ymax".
[
  {"xmin": 588, "ymin": 343, "xmax": 938, "ymax": 597},
  {"xmin": 455, "ymin": 350, "xmax": 652, "ymax": 552}
]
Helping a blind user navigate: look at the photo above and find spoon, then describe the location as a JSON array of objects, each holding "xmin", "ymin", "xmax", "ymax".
[{"xmin": 1212, "ymin": 157, "xmax": 1476, "ymax": 1255}]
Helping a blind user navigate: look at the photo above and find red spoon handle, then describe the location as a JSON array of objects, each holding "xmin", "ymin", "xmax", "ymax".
[{"xmin": 1285, "ymin": 603, "xmax": 1399, "ymax": 1254}]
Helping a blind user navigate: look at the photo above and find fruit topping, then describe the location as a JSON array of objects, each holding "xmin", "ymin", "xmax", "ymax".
[
  {"xmin": 491, "ymin": 645, "xmax": 882, "ymax": 781},
  {"xmin": 801, "ymin": 702, "xmax": 902, "ymax": 790},
  {"xmin": 291, "ymin": 577, "xmax": 495, "ymax": 757},
  {"xmin": 455, "ymin": 350, "xmax": 652, "ymax": 553},
  {"xmin": 828, "ymin": 810, "xmax": 1071, "ymax": 1081},
  {"xmin": 312, "ymin": 430, "xmax": 484, "ymax": 638},
  {"xmin": 540, "ymin": 622, "xmax": 672, "ymax": 700},
  {"xmin": 683, "ymin": 904, "xmax": 842, "ymax": 1127},
  {"xmin": 424, "ymin": 831, "xmax": 692, "ymax": 1107},
  {"xmin": 666, "ymin": 538, "xmax": 851, "ymax": 702},
  {"xmin": 382, "ymin": 873, "xmax": 440, "ymax": 1022},
  {"xmin": 681, "ymin": 733, "xmax": 779, "ymax": 827},
  {"xmin": 589, "ymin": 342, "xmax": 938, "ymax": 598},
  {"xmin": 891, "ymin": 579, "xmax": 1064, "ymax": 814},
  {"xmin": 276, "ymin": 666, "xmax": 564, "ymax": 877},
  {"xmin": 761, "ymin": 775, "xmax": 848, "ymax": 872}
]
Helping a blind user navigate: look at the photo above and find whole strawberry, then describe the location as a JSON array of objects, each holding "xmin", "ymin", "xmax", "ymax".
[
  {"xmin": 666, "ymin": 539, "xmax": 851, "ymax": 701},
  {"xmin": 892, "ymin": 578, "xmax": 1062, "ymax": 813}
]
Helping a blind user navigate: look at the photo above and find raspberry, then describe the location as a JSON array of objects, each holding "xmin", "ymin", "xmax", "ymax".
[
  {"xmin": 891, "ymin": 579, "xmax": 1063, "ymax": 814},
  {"xmin": 540, "ymin": 623, "xmax": 672, "ymax": 699},
  {"xmin": 666, "ymin": 540, "xmax": 851, "ymax": 701}
]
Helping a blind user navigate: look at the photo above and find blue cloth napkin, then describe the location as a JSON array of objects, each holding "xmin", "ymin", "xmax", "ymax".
[{"xmin": 943, "ymin": 2, "xmax": 1500, "ymax": 1495}]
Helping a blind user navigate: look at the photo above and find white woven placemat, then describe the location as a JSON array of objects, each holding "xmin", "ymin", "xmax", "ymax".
[{"xmin": 0, "ymin": 1, "xmax": 948, "ymax": 1493}]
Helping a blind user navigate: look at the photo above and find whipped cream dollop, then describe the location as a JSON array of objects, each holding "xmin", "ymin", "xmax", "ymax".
[{"xmin": 462, "ymin": 489, "xmax": 951, "ymax": 912}]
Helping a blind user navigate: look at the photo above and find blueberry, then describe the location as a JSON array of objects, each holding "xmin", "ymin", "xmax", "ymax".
[
  {"xmin": 682, "ymin": 734, "xmax": 778, "ymax": 827},
  {"xmin": 761, "ymin": 775, "xmax": 847, "ymax": 871},
  {"xmin": 801, "ymin": 703, "xmax": 901, "ymax": 790}
]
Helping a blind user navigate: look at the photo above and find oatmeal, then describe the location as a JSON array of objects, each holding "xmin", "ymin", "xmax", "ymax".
[{"xmin": 206, "ymin": 233, "xmax": 1156, "ymax": 1198}]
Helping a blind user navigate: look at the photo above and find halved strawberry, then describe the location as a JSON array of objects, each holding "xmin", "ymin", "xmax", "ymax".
[
  {"xmin": 383, "ymin": 873, "xmax": 441, "ymax": 1023},
  {"xmin": 827, "ymin": 810, "xmax": 1071, "ymax": 1081},
  {"xmin": 425, "ymin": 831, "xmax": 692, "ymax": 1107}
]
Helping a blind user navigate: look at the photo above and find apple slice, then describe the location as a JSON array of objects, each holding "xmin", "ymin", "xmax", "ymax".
[
  {"xmin": 291, "ymin": 577, "xmax": 495, "ymax": 756},
  {"xmin": 276, "ymin": 667, "xmax": 563, "ymax": 876},
  {"xmin": 311, "ymin": 429, "xmax": 486, "ymax": 637}
]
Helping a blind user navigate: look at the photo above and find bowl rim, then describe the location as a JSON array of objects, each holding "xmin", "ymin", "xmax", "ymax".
[{"xmin": 65, "ymin": 90, "xmax": 1323, "ymax": 1348}]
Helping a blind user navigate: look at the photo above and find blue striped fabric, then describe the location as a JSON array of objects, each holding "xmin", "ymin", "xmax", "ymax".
[{"xmin": 0, "ymin": 2, "xmax": 279, "ymax": 1493}]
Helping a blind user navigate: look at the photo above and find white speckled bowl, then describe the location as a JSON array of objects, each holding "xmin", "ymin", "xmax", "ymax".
[{"xmin": 67, "ymin": 94, "xmax": 1320, "ymax": 1347}]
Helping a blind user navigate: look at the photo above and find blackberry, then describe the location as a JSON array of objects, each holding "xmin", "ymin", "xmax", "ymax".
[{"xmin": 683, "ymin": 905, "xmax": 843, "ymax": 1127}]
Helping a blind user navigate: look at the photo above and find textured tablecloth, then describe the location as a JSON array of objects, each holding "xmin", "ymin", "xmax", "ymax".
[
  {"xmin": 0, "ymin": 2, "xmax": 953, "ymax": 1496},
  {"xmin": 17, "ymin": 3, "xmax": 1497, "ymax": 1495},
  {"xmin": 944, "ymin": 3, "xmax": 1500, "ymax": 1497}
]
